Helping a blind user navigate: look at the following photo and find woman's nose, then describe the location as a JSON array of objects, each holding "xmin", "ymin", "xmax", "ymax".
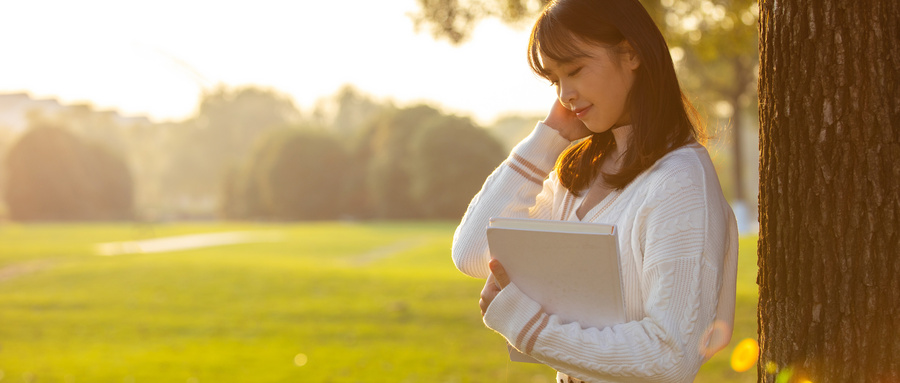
[{"xmin": 557, "ymin": 84, "xmax": 576, "ymax": 109}]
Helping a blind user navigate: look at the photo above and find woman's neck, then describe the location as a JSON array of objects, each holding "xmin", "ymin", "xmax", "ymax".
[{"xmin": 609, "ymin": 124, "xmax": 632, "ymax": 161}]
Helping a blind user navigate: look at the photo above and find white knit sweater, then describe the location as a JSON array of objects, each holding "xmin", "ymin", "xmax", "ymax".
[{"xmin": 452, "ymin": 122, "xmax": 739, "ymax": 383}]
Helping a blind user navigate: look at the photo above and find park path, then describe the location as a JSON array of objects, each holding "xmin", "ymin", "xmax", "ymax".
[
  {"xmin": 0, "ymin": 259, "xmax": 56, "ymax": 283},
  {"xmin": 349, "ymin": 236, "xmax": 436, "ymax": 266},
  {"xmin": 0, "ymin": 231, "xmax": 284, "ymax": 283},
  {"xmin": 1, "ymin": 230, "xmax": 438, "ymax": 282},
  {"xmin": 95, "ymin": 231, "xmax": 284, "ymax": 256}
]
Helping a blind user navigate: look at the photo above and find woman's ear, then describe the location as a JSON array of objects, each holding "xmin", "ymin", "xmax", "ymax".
[{"xmin": 619, "ymin": 40, "xmax": 640, "ymax": 71}]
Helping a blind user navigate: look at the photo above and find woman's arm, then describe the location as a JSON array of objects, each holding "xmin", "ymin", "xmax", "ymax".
[
  {"xmin": 451, "ymin": 122, "xmax": 571, "ymax": 279},
  {"xmin": 483, "ymin": 158, "xmax": 737, "ymax": 382}
]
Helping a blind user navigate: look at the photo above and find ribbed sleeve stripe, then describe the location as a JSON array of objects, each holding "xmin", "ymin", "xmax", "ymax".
[
  {"xmin": 515, "ymin": 309, "xmax": 546, "ymax": 350},
  {"xmin": 526, "ymin": 313, "xmax": 551, "ymax": 354},
  {"xmin": 506, "ymin": 161, "xmax": 544, "ymax": 185},
  {"xmin": 511, "ymin": 153, "xmax": 549, "ymax": 179}
]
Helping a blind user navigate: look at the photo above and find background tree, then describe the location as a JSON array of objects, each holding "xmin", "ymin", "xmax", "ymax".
[
  {"xmin": 257, "ymin": 129, "xmax": 348, "ymax": 220},
  {"xmin": 362, "ymin": 105, "xmax": 444, "ymax": 219},
  {"xmin": 4, "ymin": 125, "xmax": 134, "ymax": 221},
  {"xmin": 161, "ymin": 86, "xmax": 301, "ymax": 217},
  {"xmin": 757, "ymin": 1, "xmax": 899, "ymax": 382},
  {"xmin": 312, "ymin": 85, "xmax": 389, "ymax": 138},
  {"xmin": 222, "ymin": 128, "xmax": 348, "ymax": 220},
  {"xmin": 220, "ymin": 131, "xmax": 282, "ymax": 220},
  {"xmin": 409, "ymin": 115, "xmax": 506, "ymax": 219}
]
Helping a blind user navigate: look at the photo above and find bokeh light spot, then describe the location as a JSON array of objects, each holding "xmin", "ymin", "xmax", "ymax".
[
  {"xmin": 730, "ymin": 338, "xmax": 759, "ymax": 372},
  {"xmin": 699, "ymin": 320, "xmax": 733, "ymax": 358},
  {"xmin": 294, "ymin": 353, "xmax": 309, "ymax": 367},
  {"xmin": 775, "ymin": 367, "xmax": 794, "ymax": 383}
]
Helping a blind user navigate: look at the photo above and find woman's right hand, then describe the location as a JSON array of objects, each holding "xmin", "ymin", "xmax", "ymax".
[{"xmin": 542, "ymin": 99, "xmax": 592, "ymax": 141}]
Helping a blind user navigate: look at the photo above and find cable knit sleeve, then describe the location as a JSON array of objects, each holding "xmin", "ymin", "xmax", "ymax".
[
  {"xmin": 451, "ymin": 122, "xmax": 571, "ymax": 279},
  {"xmin": 483, "ymin": 152, "xmax": 733, "ymax": 383}
]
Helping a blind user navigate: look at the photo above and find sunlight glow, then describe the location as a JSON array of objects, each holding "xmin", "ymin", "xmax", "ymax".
[
  {"xmin": 0, "ymin": 0, "xmax": 548, "ymax": 125},
  {"xmin": 775, "ymin": 367, "xmax": 794, "ymax": 383},
  {"xmin": 729, "ymin": 338, "xmax": 759, "ymax": 372},
  {"xmin": 294, "ymin": 353, "xmax": 309, "ymax": 367},
  {"xmin": 699, "ymin": 320, "xmax": 732, "ymax": 358},
  {"xmin": 670, "ymin": 47, "xmax": 685, "ymax": 62},
  {"xmin": 715, "ymin": 101, "xmax": 734, "ymax": 118}
]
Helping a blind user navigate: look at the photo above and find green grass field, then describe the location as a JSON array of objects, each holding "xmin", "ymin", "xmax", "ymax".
[{"xmin": 0, "ymin": 222, "xmax": 758, "ymax": 382}]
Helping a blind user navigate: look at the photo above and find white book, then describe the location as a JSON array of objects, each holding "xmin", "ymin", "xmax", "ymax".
[{"xmin": 486, "ymin": 217, "xmax": 626, "ymax": 363}]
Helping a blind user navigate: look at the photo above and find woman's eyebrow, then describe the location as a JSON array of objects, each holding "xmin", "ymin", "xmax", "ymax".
[{"xmin": 555, "ymin": 53, "xmax": 590, "ymax": 64}]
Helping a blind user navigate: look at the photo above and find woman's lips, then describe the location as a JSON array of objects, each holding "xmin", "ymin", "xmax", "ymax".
[{"xmin": 574, "ymin": 105, "xmax": 592, "ymax": 119}]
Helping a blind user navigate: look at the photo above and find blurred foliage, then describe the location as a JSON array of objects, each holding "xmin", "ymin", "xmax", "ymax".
[
  {"xmin": 222, "ymin": 128, "xmax": 349, "ymax": 220},
  {"xmin": 0, "ymin": 85, "xmax": 532, "ymax": 222},
  {"xmin": 312, "ymin": 85, "xmax": 389, "ymax": 138},
  {"xmin": 486, "ymin": 113, "xmax": 545, "ymax": 151},
  {"xmin": 411, "ymin": 0, "xmax": 551, "ymax": 43},
  {"xmin": 219, "ymin": 92, "xmax": 505, "ymax": 222},
  {"xmin": 358, "ymin": 104, "xmax": 506, "ymax": 220},
  {"xmin": 409, "ymin": 114, "xmax": 506, "ymax": 219},
  {"xmin": 159, "ymin": 86, "xmax": 301, "ymax": 217},
  {"xmin": 361, "ymin": 105, "xmax": 443, "ymax": 219},
  {"xmin": 3, "ymin": 124, "xmax": 133, "ymax": 221}
]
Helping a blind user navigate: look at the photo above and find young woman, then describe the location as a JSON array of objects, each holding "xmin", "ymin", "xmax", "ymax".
[{"xmin": 451, "ymin": 0, "xmax": 739, "ymax": 382}]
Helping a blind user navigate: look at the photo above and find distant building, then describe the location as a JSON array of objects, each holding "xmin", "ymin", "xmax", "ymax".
[
  {"xmin": 0, "ymin": 93, "xmax": 66, "ymax": 132},
  {"xmin": 0, "ymin": 92, "xmax": 151, "ymax": 133}
]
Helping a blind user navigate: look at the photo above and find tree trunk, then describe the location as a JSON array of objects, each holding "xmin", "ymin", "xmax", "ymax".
[{"xmin": 757, "ymin": 1, "xmax": 900, "ymax": 382}]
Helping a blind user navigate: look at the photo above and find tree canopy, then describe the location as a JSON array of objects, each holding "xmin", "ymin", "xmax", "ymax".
[{"xmin": 4, "ymin": 125, "xmax": 134, "ymax": 221}]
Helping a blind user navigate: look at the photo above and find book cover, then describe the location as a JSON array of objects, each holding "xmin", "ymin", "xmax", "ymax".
[{"xmin": 486, "ymin": 217, "xmax": 626, "ymax": 363}]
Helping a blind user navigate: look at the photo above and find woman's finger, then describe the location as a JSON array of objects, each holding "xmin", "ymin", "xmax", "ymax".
[
  {"xmin": 489, "ymin": 259, "xmax": 511, "ymax": 288},
  {"xmin": 480, "ymin": 277, "xmax": 501, "ymax": 315}
]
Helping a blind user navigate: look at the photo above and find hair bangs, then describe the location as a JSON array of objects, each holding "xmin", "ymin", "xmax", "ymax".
[{"xmin": 528, "ymin": 12, "xmax": 587, "ymax": 80}]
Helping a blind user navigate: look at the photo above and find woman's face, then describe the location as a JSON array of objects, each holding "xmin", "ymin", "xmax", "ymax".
[{"xmin": 541, "ymin": 38, "xmax": 639, "ymax": 133}]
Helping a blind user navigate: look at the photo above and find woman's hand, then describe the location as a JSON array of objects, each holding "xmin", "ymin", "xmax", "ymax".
[
  {"xmin": 480, "ymin": 259, "xmax": 511, "ymax": 316},
  {"xmin": 542, "ymin": 99, "xmax": 592, "ymax": 141}
]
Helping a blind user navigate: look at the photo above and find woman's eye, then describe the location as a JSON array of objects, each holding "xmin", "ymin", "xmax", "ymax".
[{"xmin": 568, "ymin": 67, "xmax": 583, "ymax": 77}]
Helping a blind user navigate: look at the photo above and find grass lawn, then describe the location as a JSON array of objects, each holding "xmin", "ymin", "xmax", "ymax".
[{"xmin": 0, "ymin": 222, "xmax": 758, "ymax": 382}]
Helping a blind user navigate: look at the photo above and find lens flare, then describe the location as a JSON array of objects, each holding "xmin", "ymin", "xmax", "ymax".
[
  {"xmin": 294, "ymin": 353, "xmax": 309, "ymax": 367},
  {"xmin": 699, "ymin": 320, "xmax": 733, "ymax": 358},
  {"xmin": 775, "ymin": 367, "xmax": 794, "ymax": 383},
  {"xmin": 730, "ymin": 338, "xmax": 759, "ymax": 372}
]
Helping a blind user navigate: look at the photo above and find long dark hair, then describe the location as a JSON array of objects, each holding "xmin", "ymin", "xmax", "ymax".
[{"xmin": 528, "ymin": 0, "xmax": 704, "ymax": 194}]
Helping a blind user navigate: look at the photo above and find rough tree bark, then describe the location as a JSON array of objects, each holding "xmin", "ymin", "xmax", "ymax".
[{"xmin": 757, "ymin": 1, "xmax": 899, "ymax": 382}]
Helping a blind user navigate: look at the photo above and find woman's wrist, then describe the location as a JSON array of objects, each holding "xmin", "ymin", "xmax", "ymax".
[{"xmin": 510, "ymin": 122, "xmax": 571, "ymax": 169}]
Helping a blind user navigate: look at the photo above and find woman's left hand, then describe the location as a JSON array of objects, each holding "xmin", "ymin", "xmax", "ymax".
[{"xmin": 480, "ymin": 259, "xmax": 511, "ymax": 316}]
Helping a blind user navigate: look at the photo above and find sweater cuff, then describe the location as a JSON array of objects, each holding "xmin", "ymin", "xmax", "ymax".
[
  {"xmin": 509, "ymin": 122, "xmax": 572, "ymax": 173},
  {"xmin": 483, "ymin": 283, "xmax": 543, "ymax": 343}
]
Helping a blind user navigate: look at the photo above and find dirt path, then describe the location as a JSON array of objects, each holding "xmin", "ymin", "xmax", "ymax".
[
  {"xmin": 349, "ymin": 237, "xmax": 435, "ymax": 266},
  {"xmin": 0, "ymin": 259, "xmax": 56, "ymax": 283},
  {"xmin": 95, "ymin": 231, "xmax": 285, "ymax": 256}
]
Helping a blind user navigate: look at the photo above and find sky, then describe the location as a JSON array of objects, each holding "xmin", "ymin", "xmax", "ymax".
[{"xmin": 0, "ymin": 0, "xmax": 553, "ymax": 125}]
